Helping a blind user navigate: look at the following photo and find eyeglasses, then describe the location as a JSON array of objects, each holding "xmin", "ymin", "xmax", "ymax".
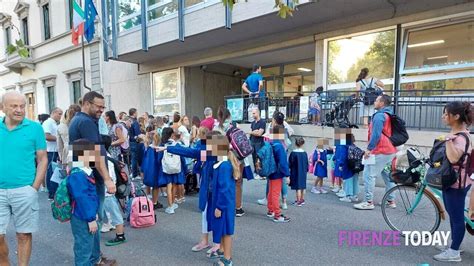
[{"xmin": 89, "ymin": 101, "xmax": 106, "ymax": 110}]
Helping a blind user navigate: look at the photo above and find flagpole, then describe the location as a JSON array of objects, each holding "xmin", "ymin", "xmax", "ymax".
[{"xmin": 81, "ymin": 0, "xmax": 91, "ymax": 92}]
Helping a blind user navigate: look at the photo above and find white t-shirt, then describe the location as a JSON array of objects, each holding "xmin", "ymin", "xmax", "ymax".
[
  {"xmin": 178, "ymin": 125, "xmax": 191, "ymax": 147},
  {"xmin": 42, "ymin": 117, "xmax": 58, "ymax": 152},
  {"xmin": 105, "ymin": 156, "xmax": 117, "ymax": 197}
]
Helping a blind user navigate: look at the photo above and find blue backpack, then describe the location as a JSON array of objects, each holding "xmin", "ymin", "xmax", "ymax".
[{"xmin": 257, "ymin": 142, "xmax": 277, "ymax": 177}]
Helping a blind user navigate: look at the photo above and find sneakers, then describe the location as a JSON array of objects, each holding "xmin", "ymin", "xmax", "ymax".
[
  {"xmin": 320, "ymin": 188, "xmax": 328, "ymax": 194},
  {"xmin": 435, "ymin": 245, "xmax": 464, "ymax": 254},
  {"xmin": 354, "ymin": 201, "xmax": 375, "ymax": 210},
  {"xmin": 281, "ymin": 202, "xmax": 288, "ymax": 210},
  {"xmin": 299, "ymin": 199, "xmax": 306, "ymax": 205},
  {"xmin": 95, "ymin": 257, "xmax": 117, "ymax": 266},
  {"xmin": 331, "ymin": 187, "xmax": 340, "ymax": 193},
  {"xmin": 236, "ymin": 208, "xmax": 245, "ymax": 217},
  {"xmin": 351, "ymin": 196, "xmax": 359, "ymax": 202},
  {"xmin": 385, "ymin": 200, "xmax": 397, "ymax": 209},
  {"xmin": 153, "ymin": 202, "xmax": 163, "ymax": 210},
  {"xmin": 296, "ymin": 200, "xmax": 304, "ymax": 207},
  {"xmin": 257, "ymin": 198, "xmax": 267, "ymax": 206},
  {"xmin": 336, "ymin": 190, "xmax": 346, "ymax": 198},
  {"xmin": 266, "ymin": 211, "xmax": 275, "ymax": 218},
  {"xmin": 254, "ymin": 174, "xmax": 262, "ymax": 180},
  {"xmin": 273, "ymin": 214, "xmax": 291, "ymax": 223},
  {"xmin": 310, "ymin": 187, "xmax": 319, "ymax": 194},
  {"xmin": 105, "ymin": 235, "xmax": 127, "ymax": 246},
  {"xmin": 165, "ymin": 207, "xmax": 175, "ymax": 214},
  {"xmin": 191, "ymin": 242, "xmax": 210, "ymax": 252},
  {"xmin": 100, "ymin": 223, "xmax": 115, "ymax": 233},
  {"xmin": 215, "ymin": 257, "xmax": 233, "ymax": 266},
  {"xmin": 160, "ymin": 191, "xmax": 168, "ymax": 197},
  {"xmin": 172, "ymin": 203, "xmax": 179, "ymax": 210},
  {"xmin": 207, "ymin": 245, "xmax": 220, "ymax": 255},
  {"xmin": 433, "ymin": 248, "xmax": 462, "ymax": 262},
  {"xmin": 339, "ymin": 196, "xmax": 352, "ymax": 203}
]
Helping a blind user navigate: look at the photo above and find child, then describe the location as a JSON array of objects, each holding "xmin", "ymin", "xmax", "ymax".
[
  {"xmin": 160, "ymin": 128, "xmax": 186, "ymax": 214},
  {"xmin": 333, "ymin": 128, "xmax": 354, "ymax": 198},
  {"xmin": 340, "ymin": 134, "xmax": 360, "ymax": 203},
  {"xmin": 100, "ymin": 136, "xmax": 127, "ymax": 246},
  {"xmin": 328, "ymin": 152, "xmax": 337, "ymax": 189},
  {"xmin": 289, "ymin": 137, "xmax": 309, "ymax": 206},
  {"xmin": 67, "ymin": 139, "xmax": 102, "ymax": 265},
  {"xmin": 141, "ymin": 125, "xmax": 164, "ymax": 209},
  {"xmin": 267, "ymin": 124, "xmax": 291, "ymax": 223},
  {"xmin": 310, "ymin": 139, "xmax": 331, "ymax": 194},
  {"xmin": 209, "ymin": 132, "xmax": 240, "ymax": 266}
]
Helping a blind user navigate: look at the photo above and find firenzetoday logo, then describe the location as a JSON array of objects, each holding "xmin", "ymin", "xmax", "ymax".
[{"xmin": 338, "ymin": 230, "xmax": 450, "ymax": 247}]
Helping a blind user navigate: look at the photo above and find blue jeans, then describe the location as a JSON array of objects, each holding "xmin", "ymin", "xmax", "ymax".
[
  {"xmin": 70, "ymin": 215, "xmax": 101, "ymax": 266},
  {"xmin": 443, "ymin": 185, "xmax": 471, "ymax": 251},
  {"xmin": 265, "ymin": 178, "xmax": 288, "ymax": 199},
  {"xmin": 362, "ymin": 153, "xmax": 396, "ymax": 202},
  {"xmin": 46, "ymin": 152, "xmax": 59, "ymax": 199},
  {"xmin": 130, "ymin": 141, "xmax": 139, "ymax": 177},
  {"xmin": 343, "ymin": 175, "xmax": 359, "ymax": 197}
]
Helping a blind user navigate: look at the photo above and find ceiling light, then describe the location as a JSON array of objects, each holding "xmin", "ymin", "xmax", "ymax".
[
  {"xmin": 407, "ymin": 40, "xmax": 444, "ymax": 48},
  {"xmin": 297, "ymin": 67, "xmax": 312, "ymax": 72},
  {"xmin": 426, "ymin": 55, "xmax": 448, "ymax": 60}
]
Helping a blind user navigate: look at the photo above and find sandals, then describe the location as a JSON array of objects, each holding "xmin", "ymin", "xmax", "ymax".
[
  {"xmin": 207, "ymin": 250, "xmax": 224, "ymax": 259},
  {"xmin": 213, "ymin": 257, "xmax": 233, "ymax": 266}
]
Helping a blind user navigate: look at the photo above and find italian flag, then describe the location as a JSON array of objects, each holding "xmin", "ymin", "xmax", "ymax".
[{"xmin": 72, "ymin": 0, "xmax": 85, "ymax": 46}]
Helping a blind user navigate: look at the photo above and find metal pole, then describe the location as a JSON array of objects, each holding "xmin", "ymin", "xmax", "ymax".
[
  {"xmin": 141, "ymin": 0, "xmax": 149, "ymax": 49},
  {"xmin": 111, "ymin": 0, "xmax": 118, "ymax": 59},
  {"xmin": 100, "ymin": 0, "xmax": 109, "ymax": 61},
  {"xmin": 225, "ymin": 2, "xmax": 231, "ymax": 29},
  {"xmin": 81, "ymin": 0, "xmax": 91, "ymax": 91},
  {"xmin": 178, "ymin": 0, "xmax": 185, "ymax": 41},
  {"xmin": 393, "ymin": 24, "xmax": 402, "ymax": 114}
]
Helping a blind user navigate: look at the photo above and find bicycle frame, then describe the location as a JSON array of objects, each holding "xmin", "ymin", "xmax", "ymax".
[{"xmin": 407, "ymin": 177, "xmax": 474, "ymax": 230}]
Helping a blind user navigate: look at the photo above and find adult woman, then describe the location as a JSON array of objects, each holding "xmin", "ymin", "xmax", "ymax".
[
  {"xmin": 433, "ymin": 101, "xmax": 473, "ymax": 263},
  {"xmin": 191, "ymin": 116, "xmax": 201, "ymax": 144},
  {"xmin": 213, "ymin": 107, "xmax": 233, "ymax": 134},
  {"xmin": 179, "ymin": 115, "xmax": 192, "ymax": 147},
  {"xmin": 105, "ymin": 110, "xmax": 126, "ymax": 160},
  {"xmin": 156, "ymin": 116, "xmax": 164, "ymax": 137},
  {"xmin": 57, "ymin": 104, "xmax": 81, "ymax": 166},
  {"xmin": 355, "ymin": 68, "xmax": 384, "ymax": 126}
]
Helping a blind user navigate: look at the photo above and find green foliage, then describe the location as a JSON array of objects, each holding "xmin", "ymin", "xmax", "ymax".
[
  {"xmin": 6, "ymin": 39, "xmax": 29, "ymax": 58},
  {"xmin": 328, "ymin": 41, "xmax": 343, "ymax": 84},
  {"xmin": 222, "ymin": 0, "xmax": 298, "ymax": 18}
]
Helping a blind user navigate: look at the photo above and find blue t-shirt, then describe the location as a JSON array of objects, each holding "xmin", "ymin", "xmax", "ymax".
[
  {"xmin": 0, "ymin": 118, "xmax": 47, "ymax": 189},
  {"xmin": 244, "ymin": 72, "xmax": 263, "ymax": 95},
  {"xmin": 69, "ymin": 112, "xmax": 101, "ymax": 144}
]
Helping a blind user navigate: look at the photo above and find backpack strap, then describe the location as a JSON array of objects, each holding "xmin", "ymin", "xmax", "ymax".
[
  {"xmin": 454, "ymin": 132, "xmax": 471, "ymax": 188},
  {"xmin": 359, "ymin": 79, "xmax": 367, "ymax": 88}
]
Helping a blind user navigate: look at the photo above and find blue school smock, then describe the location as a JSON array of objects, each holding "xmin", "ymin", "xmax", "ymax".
[
  {"xmin": 161, "ymin": 141, "xmax": 187, "ymax": 185},
  {"xmin": 167, "ymin": 143, "xmax": 216, "ymax": 212},
  {"xmin": 210, "ymin": 161, "xmax": 236, "ymax": 243},
  {"xmin": 288, "ymin": 149, "xmax": 308, "ymax": 190},
  {"xmin": 268, "ymin": 141, "xmax": 290, "ymax": 180},
  {"xmin": 313, "ymin": 149, "xmax": 328, "ymax": 178},
  {"xmin": 141, "ymin": 146, "xmax": 162, "ymax": 187},
  {"xmin": 333, "ymin": 145, "xmax": 353, "ymax": 180}
]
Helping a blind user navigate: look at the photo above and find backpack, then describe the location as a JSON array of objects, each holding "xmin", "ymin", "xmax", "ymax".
[
  {"xmin": 130, "ymin": 193, "xmax": 156, "ymax": 228},
  {"xmin": 226, "ymin": 126, "xmax": 253, "ymax": 160},
  {"xmin": 391, "ymin": 147, "xmax": 423, "ymax": 184},
  {"xmin": 361, "ymin": 78, "xmax": 382, "ymax": 105},
  {"xmin": 51, "ymin": 177, "xmax": 73, "ymax": 222},
  {"xmin": 426, "ymin": 133, "xmax": 471, "ymax": 190},
  {"xmin": 185, "ymin": 172, "xmax": 198, "ymax": 195},
  {"xmin": 162, "ymin": 142, "xmax": 182, "ymax": 174},
  {"xmin": 383, "ymin": 113, "xmax": 409, "ymax": 147},
  {"xmin": 256, "ymin": 142, "xmax": 277, "ymax": 177},
  {"xmin": 347, "ymin": 145, "xmax": 365, "ymax": 173},
  {"xmin": 108, "ymin": 157, "xmax": 131, "ymax": 199}
]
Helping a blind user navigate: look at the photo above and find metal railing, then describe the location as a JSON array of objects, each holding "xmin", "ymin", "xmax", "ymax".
[{"xmin": 224, "ymin": 89, "xmax": 474, "ymax": 131}]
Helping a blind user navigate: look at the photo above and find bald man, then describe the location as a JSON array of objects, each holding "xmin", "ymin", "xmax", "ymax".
[{"xmin": 0, "ymin": 91, "xmax": 48, "ymax": 266}]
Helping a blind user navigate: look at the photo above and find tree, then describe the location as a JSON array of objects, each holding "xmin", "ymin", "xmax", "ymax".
[
  {"xmin": 222, "ymin": 0, "xmax": 299, "ymax": 18},
  {"xmin": 327, "ymin": 41, "xmax": 343, "ymax": 84},
  {"xmin": 346, "ymin": 30, "xmax": 395, "ymax": 82},
  {"xmin": 5, "ymin": 25, "xmax": 29, "ymax": 58}
]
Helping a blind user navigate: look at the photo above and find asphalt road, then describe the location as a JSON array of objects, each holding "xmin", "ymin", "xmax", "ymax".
[{"xmin": 5, "ymin": 177, "xmax": 474, "ymax": 265}]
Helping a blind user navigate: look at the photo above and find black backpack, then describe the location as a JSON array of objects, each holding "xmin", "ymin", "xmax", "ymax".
[
  {"xmin": 382, "ymin": 113, "xmax": 409, "ymax": 147},
  {"xmin": 426, "ymin": 133, "xmax": 471, "ymax": 190},
  {"xmin": 347, "ymin": 144, "xmax": 365, "ymax": 173},
  {"xmin": 361, "ymin": 78, "xmax": 382, "ymax": 105}
]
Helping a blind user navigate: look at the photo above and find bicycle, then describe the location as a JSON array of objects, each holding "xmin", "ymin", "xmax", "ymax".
[{"xmin": 381, "ymin": 157, "xmax": 474, "ymax": 237}]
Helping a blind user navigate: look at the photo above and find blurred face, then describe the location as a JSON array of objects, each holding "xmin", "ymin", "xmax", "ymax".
[
  {"xmin": 85, "ymin": 97, "xmax": 105, "ymax": 119},
  {"xmin": 183, "ymin": 116, "xmax": 190, "ymax": 126},
  {"xmin": 3, "ymin": 94, "xmax": 26, "ymax": 123},
  {"xmin": 206, "ymin": 135, "xmax": 229, "ymax": 158},
  {"xmin": 442, "ymin": 109, "xmax": 460, "ymax": 127},
  {"xmin": 374, "ymin": 96, "xmax": 384, "ymax": 110},
  {"xmin": 52, "ymin": 109, "xmax": 63, "ymax": 122},
  {"xmin": 72, "ymin": 144, "xmax": 102, "ymax": 168},
  {"xmin": 252, "ymin": 109, "xmax": 259, "ymax": 120}
]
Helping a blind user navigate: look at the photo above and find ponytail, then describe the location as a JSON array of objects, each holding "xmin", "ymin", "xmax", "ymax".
[
  {"xmin": 228, "ymin": 151, "xmax": 242, "ymax": 181},
  {"xmin": 356, "ymin": 68, "xmax": 369, "ymax": 82}
]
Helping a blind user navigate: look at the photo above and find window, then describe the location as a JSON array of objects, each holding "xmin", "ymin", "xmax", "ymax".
[
  {"xmin": 261, "ymin": 60, "xmax": 315, "ymax": 97},
  {"xmin": 22, "ymin": 17, "xmax": 29, "ymax": 45},
  {"xmin": 400, "ymin": 77, "xmax": 474, "ymax": 96},
  {"xmin": 5, "ymin": 26, "xmax": 11, "ymax": 47},
  {"xmin": 327, "ymin": 29, "xmax": 395, "ymax": 89},
  {"xmin": 403, "ymin": 21, "xmax": 474, "ymax": 72},
  {"xmin": 43, "ymin": 4, "xmax": 51, "ymax": 40},
  {"xmin": 72, "ymin": 80, "xmax": 81, "ymax": 104},
  {"xmin": 185, "ymin": 0, "xmax": 205, "ymax": 8},
  {"xmin": 152, "ymin": 69, "xmax": 181, "ymax": 115},
  {"xmin": 148, "ymin": 0, "xmax": 178, "ymax": 22},
  {"xmin": 118, "ymin": 0, "xmax": 142, "ymax": 32},
  {"xmin": 47, "ymin": 86, "xmax": 55, "ymax": 112}
]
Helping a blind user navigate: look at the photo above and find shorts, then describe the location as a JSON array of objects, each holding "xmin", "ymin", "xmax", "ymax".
[
  {"xmin": 0, "ymin": 185, "xmax": 39, "ymax": 234},
  {"xmin": 103, "ymin": 196, "xmax": 124, "ymax": 226}
]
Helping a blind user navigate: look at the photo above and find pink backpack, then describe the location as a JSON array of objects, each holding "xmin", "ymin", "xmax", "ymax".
[{"xmin": 130, "ymin": 196, "xmax": 156, "ymax": 228}]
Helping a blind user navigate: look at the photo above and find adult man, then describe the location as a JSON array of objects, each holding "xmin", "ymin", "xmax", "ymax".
[
  {"xmin": 354, "ymin": 94, "xmax": 397, "ymax": 210},
  {"xmin": 43, "ymin": 107, "xmax": 63, "ymax": 200},
  {"xmin": 249, "ymin": 107, "xmax": 266, "ymax": 179},
  {"xmin": 200, "ymin": 107, "xmax": 216, "ymax": 131},
  {"xmin": 242, "ymin": 64, "xmax": 266, "ymax": 115},
  {"xmin": 128, "ymin": 108, "xmax": 142, "ymax": 178},
  {"xmin": 0, "ymin": 91, "xmax": 48, "ymax": 266},
  {"xmin": 68, "ymin": 91, "xmax": 116, "ymax": 265}
]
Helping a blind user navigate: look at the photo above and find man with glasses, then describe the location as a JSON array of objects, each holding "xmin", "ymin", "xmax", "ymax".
[{"xmin": 68, "ymin": 91, "xmax": 117, "ymax": 266}]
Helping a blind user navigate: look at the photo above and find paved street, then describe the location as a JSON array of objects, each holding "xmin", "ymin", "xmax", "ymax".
[{"xmin": 6, "ymin": 176, "xmax": 474, "ymax": 265}]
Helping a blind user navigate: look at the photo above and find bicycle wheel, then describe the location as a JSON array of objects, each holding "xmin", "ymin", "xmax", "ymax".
[{"xmin": 381, "ymin": 184, "xmax": 441, "ymax": 235}]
